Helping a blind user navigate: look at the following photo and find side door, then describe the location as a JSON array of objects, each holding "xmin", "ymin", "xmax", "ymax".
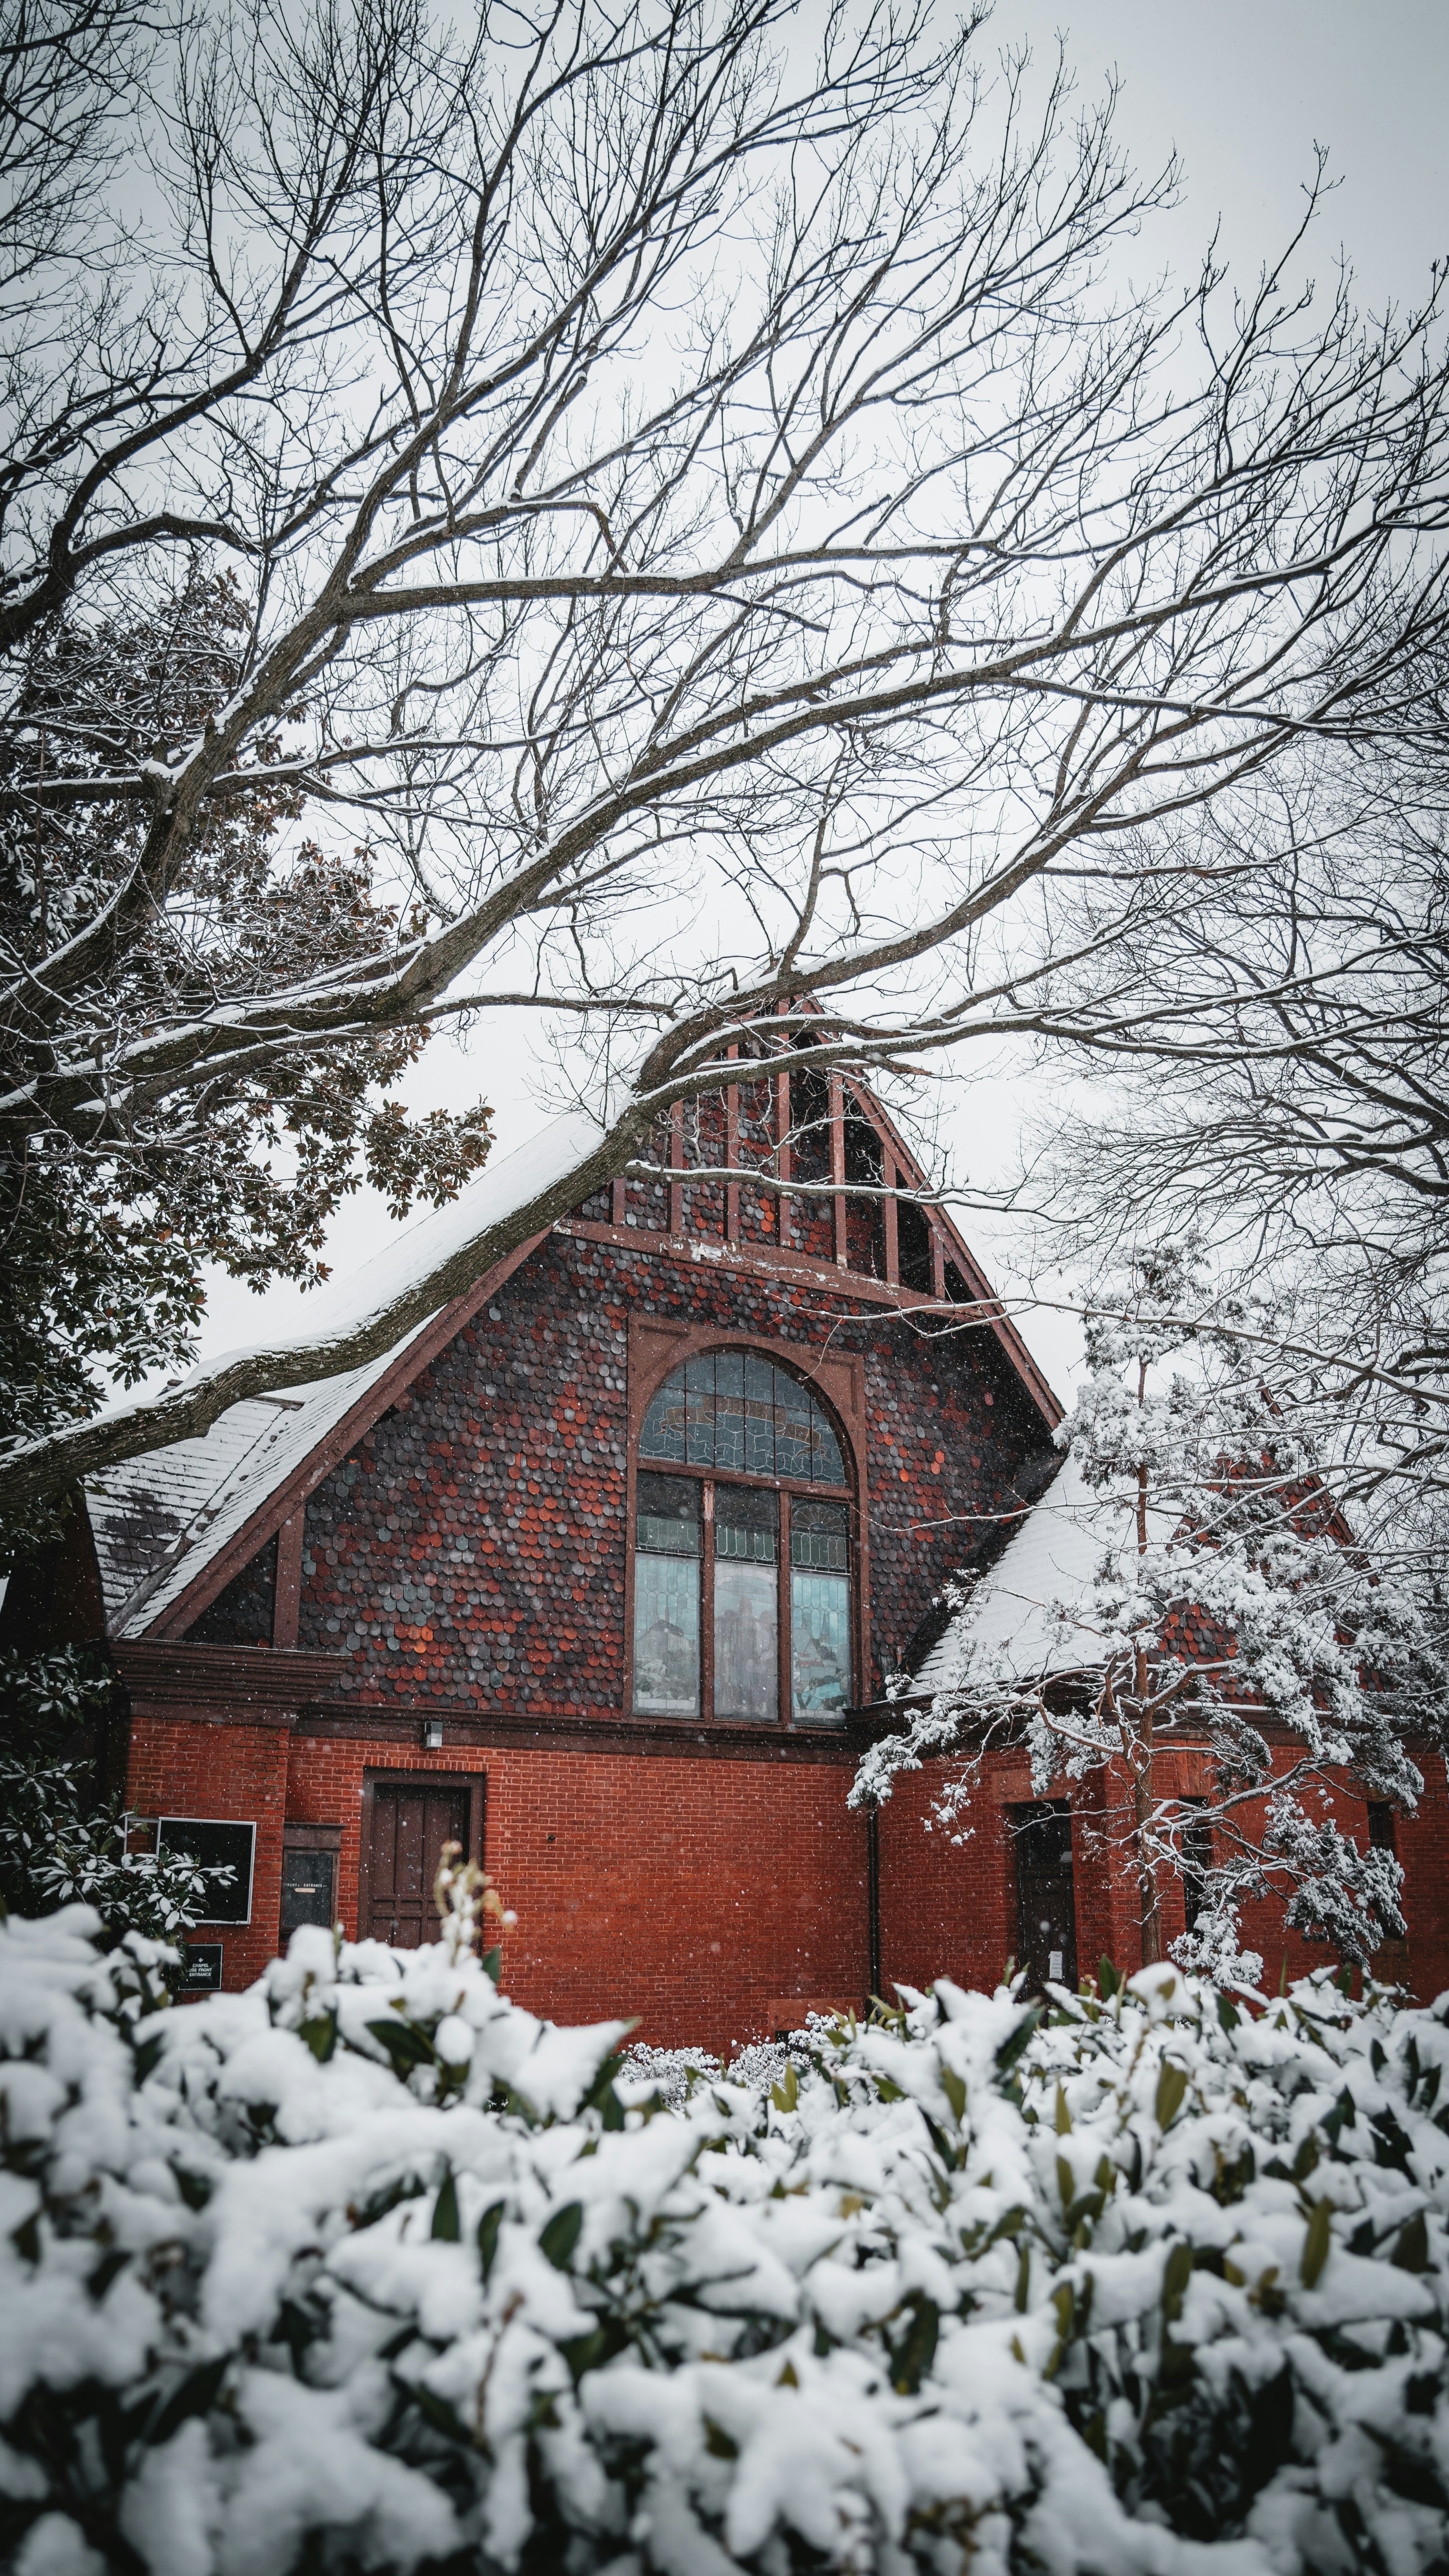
[
  {"xmin": 364, "ymin": 1779, "xmax": 472, "ymax": 1947},
  {"xmin": 1010, "ymin": 1800, "xmax": 1078, "ymax": 1993}
]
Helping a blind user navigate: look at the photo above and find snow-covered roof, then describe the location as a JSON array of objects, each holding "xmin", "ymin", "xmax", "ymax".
[
  {"xmin": 914, "ymin": 1449, "xmax": 1177, "ymax": 1696},
  {"xmin": 88, "ymin": 1109, "xmax": 603, "ymax": 1636}
]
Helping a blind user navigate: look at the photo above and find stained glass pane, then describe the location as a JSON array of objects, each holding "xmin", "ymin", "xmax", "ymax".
[
  {"xmin": 640, "ymin": 1369, "xmax": 688, "ymax": 1463},
  {"xmin": 717, "ymin": 1484, "xmax": 777, "ymax": 1562},
  {"xmin": 714, "ymin": 1348, "xmax": 746, "ymax": 1470},
  {"xmin": 634, "ymin": 1549, "xmax": 700, "ymax": 1713},
  {"xmin": 743, "ymin": 1352, "xmax": 776, "ymax": 1476},
  {"xmin": 637, "ymin": 1473, "xmax": 701, "ymax": 1556},
  {"xmin": 641, "ymin": 1352, "xmax": 847, "ymax": 1486},
  {"xmin": 811, "ymin": 1409, "xmax": 845, "ymax": 1486},
  {"xmin": 685, "ymin": 1351, "xmax": 716, "ymax": 1466},
  {"xmin": 791, "ymin": 1570, "xmax": 850, "ymax": 1720},
  {"xmin": 776, "ymin": 1370, "xmax": 813, "ymax": 1480},
  {"xmin": 791, "ymin": 1497, "xmax": 848, "ymax": 1569},
  {"xmin": 716, "ymin": 1561, "xmax": 778, "ymax": 1720}
]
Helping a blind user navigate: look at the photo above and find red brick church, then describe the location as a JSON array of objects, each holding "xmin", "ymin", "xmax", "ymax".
[{"xmin": 17, "ymin": 1064, "xmax": 1449, "ymax": 2034}]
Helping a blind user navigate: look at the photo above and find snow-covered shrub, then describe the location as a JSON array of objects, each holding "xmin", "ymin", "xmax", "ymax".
[
  {"xmin": 624, "ymin": 2016, "xmax": 840, "ymax": 2108},
  {"xmin": 4, "ymin": 1910, "xmax": 1449, "ymax": 2576},
  {"xmin": 0, "ymin": 1650, "xmax": 209, "ymax": 1945}
]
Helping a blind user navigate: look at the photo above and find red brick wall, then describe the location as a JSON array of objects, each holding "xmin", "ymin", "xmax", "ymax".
[
  {"xmin": 126, "ymin": 1716, "xmax": 290, "ymax": 1992},
  {"xmin": 876, "ymin": 1745, "xmax": 1449, "ymax": 2006},
  {"xmin": 123, "ymin": 1709, "xmax": 1449, "ymax": 2023},
  {"xmin": 220, "ymin": 1730, "xmax": 869, "ymax": 2047}
]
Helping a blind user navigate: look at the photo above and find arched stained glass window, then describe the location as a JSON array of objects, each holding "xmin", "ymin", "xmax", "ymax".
[
  {"xmin": 639, "ymin": 1350, "xmax": 845, "ymax": 1486},
  {"xmin": 633, "ymin": 1348, "xmax": 853, "ymax": 1728}
]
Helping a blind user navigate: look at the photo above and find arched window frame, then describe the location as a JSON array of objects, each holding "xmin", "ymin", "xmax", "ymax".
[{"xmin": 625, "ymin": 1321, "xmax": 869, "ymax": 1729}]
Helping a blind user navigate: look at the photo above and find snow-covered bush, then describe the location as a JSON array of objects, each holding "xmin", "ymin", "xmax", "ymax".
[
  {"xmin": 623, "ymin": 2017, "xmax": 840, "ymax": 2108},
  {"xmin": 5, "ymin": 1907, "xmax": 1449, "ymax": 2576},
  {"xmin": 0, "ymin": 1650, "xmax": 209, "ymax": 1946}
]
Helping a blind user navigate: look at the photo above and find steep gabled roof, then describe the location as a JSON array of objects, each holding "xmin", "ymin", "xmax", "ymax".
[
  {"xmin": 88, "ymin": 1080, "xmax": 1059, "ymax": 1642},
  {"xmin": 89, "ymin": 1109, "xmax": 601, "ymax": 1637},
  {"xmin": 913, "ymin": 1449, "xmax": 1179, "ymax": 1696},
  {"xmin": 90, "ymin": 1362, "xmax": 405, "ymax": 1638}
]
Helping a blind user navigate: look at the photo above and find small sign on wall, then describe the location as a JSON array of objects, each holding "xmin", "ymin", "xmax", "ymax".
[
  {"xmin": 281, "ymin": 1846, "xmax": 337, "ymax": 1934},
  {"xmin": 181, "ymin": 1942, "xmax": 224, "ymax": 1994},
  {"xmin": 157, "ymin": 1817, "xmax": 256, "ymax": 1923}
]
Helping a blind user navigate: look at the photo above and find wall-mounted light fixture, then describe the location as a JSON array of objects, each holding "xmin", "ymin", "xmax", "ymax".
[{"xmin": 422, "ymin": 1717, "xmax": 445, "ymax": 1750}]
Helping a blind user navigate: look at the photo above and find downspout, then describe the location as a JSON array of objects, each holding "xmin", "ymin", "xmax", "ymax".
[{"xmin": 866, "ymin": 1802, "xmax": 882, "ymax": 2007}]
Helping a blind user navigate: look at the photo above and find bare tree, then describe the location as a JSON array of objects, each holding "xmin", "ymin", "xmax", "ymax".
[
  {"xmin": 1011, "ymin": 735, "xmax": 1449, "ymax": 1551},
  {"xmin": 5, "ymin": 0, "xmax": 1449, "ymax": 1530}
]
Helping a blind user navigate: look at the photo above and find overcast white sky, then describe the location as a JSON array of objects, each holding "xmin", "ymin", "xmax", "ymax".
[{"xmin": 183, "ymin": 0, "xmax": 1449, "ymax": 1411}]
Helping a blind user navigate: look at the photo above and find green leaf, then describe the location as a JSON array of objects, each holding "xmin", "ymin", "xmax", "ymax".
[
  {"xmin": 1045, "ymin": 2278, "xmax": 1076, "ymax": 2376},
  {"xmin": 365, "ymin": 2016, "xmax": 436, "ymax": 2073},
  {"xmin": 769, "ymin": 2061, "xmax": 799, "ymax": 2114},
  {"xmin": 940, "ymin": 2063, "xmax": 967, "ymax": 2124},
  {"xmin": 994, "ymin": 2007, "xmax": 1041, "ymax": 2077},
  {"xmin": 888, "ymin": 2292, "xmax": 939, "ymax": 2395},
  {"xmin": 703, "ymin": 2416, "xmax": 739, "ymax": 2459},
  {"xmin": 560, "ymin": 2320, "xmax": 628, "ymax": 2384},
  {"xmin": 539, "ymin": 2201, "xmax": 584, "ymax": 2270},
  {"xmin": 88, "ymin": 2248, "xmax": 129, "ymax": 2300},
  {"xmin": 1300, "ymin": 2198, "xmax": 1334, "ymax": 2288},
  {"xmin": 148, "ymin": 2356, "xmax": 229, "ymax": 2447},
  {"xmin": 1098, "ymin": 1956, "xmax": 1122, "ymax": 1999},
  {"xmin": 299, "ymin": 2013, "xmax": 337, "ymax": 2062},
  {"xmin": 1162, "ymin": 2240, "xmax": 1193, "ymax": 2322},
  {"xmin": 480, "ymin": 1945, "xmax": 502, "ymax": 1985},
  {"xmin": 411, "ymin": 2382, "xmax": 471, "ymax": 2444},
  {"xmin": 1054, "ymin": 2083, "xmax": 1072, "ymax": 2136},
  {"xmin": 1393, "ymin": 2210, "xmax": 1429, "ymax": 2273},
  {"xmin": 171, "ymin": 2163, "xmax": 212, "ymax": 2211},
  {"xmin": 1155, "ymin": 2061, "xmax": 1189, "ymax": 2130},
  {"xmin": 477, "ymin": 2200, "xmax": 505, "ymax": 2281},
  {"xmin": 431, "ymin": 2171, "xmax": 460, "ymax": 2241}
]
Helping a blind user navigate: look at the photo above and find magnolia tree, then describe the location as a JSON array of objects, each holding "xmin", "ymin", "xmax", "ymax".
[{"xmin": 855, "ymin": 1247, "xmax": 1448, "ymax": 1984}]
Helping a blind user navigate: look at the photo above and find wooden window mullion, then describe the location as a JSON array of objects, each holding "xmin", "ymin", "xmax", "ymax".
[
  {"xmin": 778, "ymin": 1489, "xmax": 792, "ymax": 1727},
  {"xmin": 701, "ymin": 1479, "xmax": 716, "ymax": 1719},
  {"xmin": 774, "ymin": 1073, "xmax": 791, "ymax": 1250},
  {"xmin": 273, "ymin": 1510, "xmax": 304, "ymax": 1648},
  {"xmin": 829, "ymin": 1070, "xmax": 847, "ymax": 1267}
]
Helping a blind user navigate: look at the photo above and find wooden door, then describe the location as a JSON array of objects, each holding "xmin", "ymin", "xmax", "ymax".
[
  {"xmin": 1010, "ymin": 1801, "xmax": 1078, "ymax": 1994},
  {"xmin": 365, "ymin": 1781, "xmax": 471, "ymax": 1947}
]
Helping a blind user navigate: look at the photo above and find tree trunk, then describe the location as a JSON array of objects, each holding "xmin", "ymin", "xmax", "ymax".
[
  {"xmin": 1133, "ymin": 1444, "xmax": 1162, "ymax": 1964},
  {"xmin": 1135, "ymin": 1755, "xmax": 1163, "ymax": 1967}
]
